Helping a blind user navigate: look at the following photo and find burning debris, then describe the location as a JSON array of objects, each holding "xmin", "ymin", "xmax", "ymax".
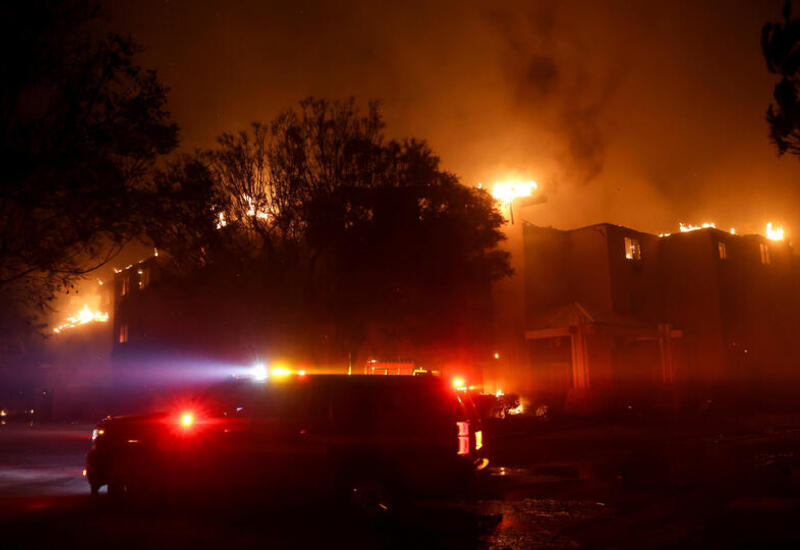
[{"xmin": 52, "ymin": 305, "xmax": 109, "ymax": 334}]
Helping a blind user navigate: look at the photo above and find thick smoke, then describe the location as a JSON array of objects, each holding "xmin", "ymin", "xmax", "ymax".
[
  {"xmin": 486, "ymin": 4, "xmax": 618, "ymax": 185},
  {"xmin": 107, "ymin": 0, "xmax": 800, "ymax": 237}
]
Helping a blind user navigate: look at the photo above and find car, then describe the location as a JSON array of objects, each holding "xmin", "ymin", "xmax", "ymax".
[{"xmin": 86, "ymin": 374, "xmax": 487, "ymax": 512}]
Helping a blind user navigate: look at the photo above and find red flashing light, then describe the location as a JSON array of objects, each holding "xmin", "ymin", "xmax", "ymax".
[{"xmin": 180, "ymin": 412, "xmax": 194, "ymax": 428}]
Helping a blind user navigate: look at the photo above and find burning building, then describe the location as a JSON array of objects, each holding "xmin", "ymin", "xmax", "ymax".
[{"xmin": 489, "ymin": 220, "xmax": 800, "ymax": 413}]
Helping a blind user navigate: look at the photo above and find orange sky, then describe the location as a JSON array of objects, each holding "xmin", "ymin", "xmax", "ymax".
[{"xmin": 105, "ymin": 0, "xmax": 799, "ymax": 239}]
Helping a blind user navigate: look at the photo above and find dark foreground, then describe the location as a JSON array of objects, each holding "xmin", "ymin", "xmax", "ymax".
[{"xmin": 2, "ymin": 411, "xmax": 800, "ymax": 549}]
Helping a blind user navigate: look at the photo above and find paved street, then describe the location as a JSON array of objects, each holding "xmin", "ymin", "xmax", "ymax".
[{"xmin": 1, "ymin": 413, "xmax": 800, "ymax": 549}]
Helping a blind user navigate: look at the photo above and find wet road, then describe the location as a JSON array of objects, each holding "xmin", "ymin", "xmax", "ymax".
[{"xmin": 1, "ymin": 416, "xmax": 800, "ymax": 548}]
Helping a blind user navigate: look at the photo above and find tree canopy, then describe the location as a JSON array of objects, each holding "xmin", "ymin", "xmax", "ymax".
[
  {"xmin": 763, "ymin": 0, "xmax": 800, "ymax": 156},
  {"xmin": 150, "ymin": 98, "xmax": 510, "ymax": 367},
  {"xmin": 0, "ymin": 1, "xmax": 178, "ymax": 329}
]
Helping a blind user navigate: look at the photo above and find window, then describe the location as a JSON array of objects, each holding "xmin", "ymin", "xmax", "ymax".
[
  {"xmin": 717, "ymin": 241, "xmax": 727, "ymax": 260},
  {"xmin": 624, "ymin": 237, "xmax": 641, "ymax": 261},
  {"xmin": 120, "ymin": 275, "xmax": 129, "ymax": 296},
  {"xmin": 118, "ymin": 324, "xmax": 128, "ymax": 344},
  {"xmin": 138, "ymin": 268, "xmax": 150, "ymax": 289},
  {"xmin": 760, "ymin": 243, "xmax": 771, "ymax": 265}
]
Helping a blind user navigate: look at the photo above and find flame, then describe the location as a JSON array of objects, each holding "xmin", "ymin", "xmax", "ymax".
[
  {"xmin": 53, "ymin": 305, "xmax": 109, "ymax": 334},
  {"xmin": 766, "ymin": 222, "xmax": 785, "ymax": 241},
  {"xmin": 244, "ymin": 195, "xmax": 270, "ymax": 220},
  {"xmin": 679, "ymin": 222, "xmax": 716, "ymax": 233},
  {"xmin": 216, "ymin": 195, "xmax": 269, "ymax": 229},
  {"xmin": 489, "ymin": 180, "xmax": 537, "ymax": 204}
]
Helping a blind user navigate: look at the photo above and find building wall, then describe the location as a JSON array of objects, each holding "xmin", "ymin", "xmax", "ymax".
[{"xmin": 518, "ymin": 222, "xmax": 800, "ymax": 410}]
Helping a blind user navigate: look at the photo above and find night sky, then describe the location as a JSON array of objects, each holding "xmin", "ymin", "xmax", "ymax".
[{"xmin": 107, "ymin": 0, "xmax": 799, "ymax": 238}]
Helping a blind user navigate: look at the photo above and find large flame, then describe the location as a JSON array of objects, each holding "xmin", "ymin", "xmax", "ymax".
[
  {"xmin": 766, "ymin": 222, "xmax": 785, "ymax": 241},
  {"xmin": 489, "ymin": 180, "xmax": 538, "ymax": 204},
  {"xmin": 53, "ymin": 305, "xmax": 109, "ymax": 334}
]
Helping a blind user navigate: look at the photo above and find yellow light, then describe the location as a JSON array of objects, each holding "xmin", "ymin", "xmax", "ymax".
[
  {"xmin": 452, "ymin": 377, "xmax": 466, "ymax": 390},
  {"xmin": 495, "ymin": 389, "xmax": 504, "ymax": 397},
  {"xmin": 271, "ymin": 367, "xmax": 291, "ymax": 377},
  {"xmin": 298, "ymin": 370, "xmax": 306, "ymax": 376},
  {"xmin": 475, "ymin": 430, "xmax": 483, "ymax": 450},
  {"xmin": 0, "ymin": 410, "xmax": 6, "ymax": 417},
  {"xmin": 82, "ymin": 469, "xmax": 87, "ymax": 477},
  {"xmin": 766, "ymin": 222, "xmax": 785, "ymax": 241},
  {"xmin": 180, "ymin": 413, "xmax": 194, "ymax": 428},
  {"xmin": 493, "ymin": 352, "xmax": 500, "ymax": 360}
]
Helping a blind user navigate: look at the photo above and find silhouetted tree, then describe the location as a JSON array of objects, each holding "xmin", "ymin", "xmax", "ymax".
[
  {"xmin": 763, "ymin": 0, "xmax": 800, "ymax": 156},
  {"xmin": 153, "ymin": 98, "xmax": 510, "ymax": 367},
  {"xmin": 0, "ymin": 1, "xmax": 178, "ymax": 324}
]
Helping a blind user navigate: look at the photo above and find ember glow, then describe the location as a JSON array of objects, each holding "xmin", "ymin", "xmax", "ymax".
[
  {"xmin": 53, "ymin": 305, "xmax": 109, "ymax": 334},
  {"xmin": 766, "ymin": 222, "xmax": 785, "ymax": 241}
]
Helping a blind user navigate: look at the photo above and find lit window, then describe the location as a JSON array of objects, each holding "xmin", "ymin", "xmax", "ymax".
[
  {"xmin": 119, "ymin": 324, "xmax": 128, "ymax": 344},
  {"xmin": 624, "ymin": 237, "xmax": 641, "ymax": 261},
  {"xmin": 717, "ymin": 241, "xmax": 727, "ymax": 260},
  {"xmin": 120, "ymin": 276, "xmax": 129, "ymax": 297},
  {"xmin": 760, "ymin": 243, "xmax": 771, "ymax": 265}
]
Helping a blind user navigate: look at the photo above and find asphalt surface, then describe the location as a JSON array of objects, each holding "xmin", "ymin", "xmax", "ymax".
[{"xmin": 1, "ymin": 413, "xmax": 800, "ymax": 549}]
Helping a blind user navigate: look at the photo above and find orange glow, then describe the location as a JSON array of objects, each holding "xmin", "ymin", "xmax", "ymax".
[
  {"xmin": 298, "ymin": 370, "xmax": 306, "ymax": 376},
  {"xmin": 489, "ymin": 179, "xmax": 537, "ymax": 204},
  {"xmin": 271, "ymin": 367, "xmax": 291, "ymax": 377},
  {"xmin": 180, "ymin": 412, "xmax": 194, "ymax": 428},
  {"xmin": 53, "ymin": 305, "xmax": 109, "ymax": 334},
  {"xmin": 82, "ymin": 469, "xmax": 87, "ymax": 477},
  {"xmin": 766, "ymin": 222, "xmax": 785, "ymax": 241},
  {"xmin": 452, "ymin": 377, "xmax": 466, "ymax": 390}
]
